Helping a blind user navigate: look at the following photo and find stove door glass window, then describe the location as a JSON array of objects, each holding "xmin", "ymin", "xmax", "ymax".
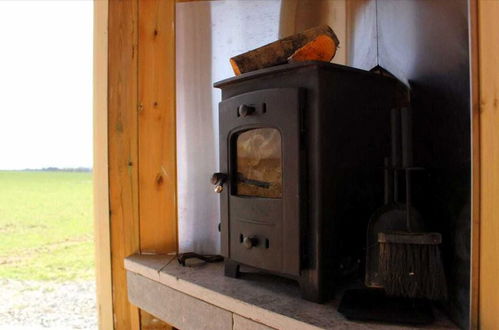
[{"xmin": 235, "ymin": 128, "xmax": 282, "ymax": 198}]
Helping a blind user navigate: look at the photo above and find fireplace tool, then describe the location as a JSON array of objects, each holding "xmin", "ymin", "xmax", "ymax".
[
  {"xmin": 338, "ymin": 107, "xmax": 445, "ymax": 324},
  {"xmin": 365, "ymin": 108, "xmax": 424, "ymax": 289},
  {"xmin": 377, "ymin": 107, "xmax": 447, "ymax": 300}
]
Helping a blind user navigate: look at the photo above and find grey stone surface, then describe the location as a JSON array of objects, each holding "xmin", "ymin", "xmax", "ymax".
[
  {"xmin": 127, "ymin": 271, "xmax": 232, "ymax": 330},
  {"xmin": 126, "ymin": 254, "xmax": 458, "ymax": 330},
  {"xmin": 160, "ymin": 260, "xmax": 456, "ymax": 329},
  {"xmin": 233, "ymin": 315, "xmax": 275, "ymax": 330},
  {"xmin": 124, "ymin": 254, "xmax": 174, "ymax": 281}
]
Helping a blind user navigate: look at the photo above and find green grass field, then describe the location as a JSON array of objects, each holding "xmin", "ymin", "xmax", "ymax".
[{"xmin": 0, "ymin": 171, "xmax": 94, "ymax": 281}]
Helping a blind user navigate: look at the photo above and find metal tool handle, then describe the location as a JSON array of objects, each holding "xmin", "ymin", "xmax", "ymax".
[
  {"xmin": 401, "ymin": 107, "xmax": 413, "ymax": 232},
  {"xmin": 383, "ymin": 157, "xmax": 393, "ymax": 205},
  {"xmin": 401, "ymin": 107, "xmax": 413, "ymax": 168},
  {"xmin": 391, "ymin": 108, "xmax": 402, "ymax": 169}
]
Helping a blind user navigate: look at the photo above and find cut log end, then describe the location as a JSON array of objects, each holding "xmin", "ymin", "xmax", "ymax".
[
  {"xmin": 230, "ymin": 58, "xmax": 242, "ymax": 76},
  {"xmin": 288, "ymin": 35, "xmax": 337, "ymax": 63}
]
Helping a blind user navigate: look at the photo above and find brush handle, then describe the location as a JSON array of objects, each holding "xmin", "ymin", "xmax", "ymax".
[
  {"xmin": 401, "ymin": 107, "xmax": 413, "ymax": 168},
  {"xmin": 384, "ymin": 157, "xmax": 393, "ymax": 205},
  {"xmin": 390, "ymin": 108, "xmax": 402, "ymax": 203},
  {"xmin": 401, "ymin": 107, "xmax": 413, "ymax": 231},
  {"xmin": 391, "ymin": 108, "xmax": 402, "ymax": 168},
  {"xmin": 405, "ymin": 169, "xmax": 412, "ymax": 232}
]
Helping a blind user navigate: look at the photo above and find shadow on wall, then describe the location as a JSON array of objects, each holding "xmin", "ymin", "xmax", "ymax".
[{"xmin": 348, "ymin": 0, "xmax": 471, "ymax": 327}]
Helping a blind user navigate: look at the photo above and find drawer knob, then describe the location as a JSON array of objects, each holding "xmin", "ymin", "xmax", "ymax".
[{"xmin": 243, "ymin": 236, "xmax": 258, "ymax": 249}]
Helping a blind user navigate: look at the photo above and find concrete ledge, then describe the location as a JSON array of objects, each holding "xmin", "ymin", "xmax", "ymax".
[
  {"xmin": 125, "ymin": 254, "xmax": 457, "ymax": 330},
  {"xmin": 128, "ymin": 271, "xmax": 232, "ymax": 330}
]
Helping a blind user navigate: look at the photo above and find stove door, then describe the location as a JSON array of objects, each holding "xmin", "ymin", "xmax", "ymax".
[{"xmin": 219, "ymin": 88, "xmax": 302, "ymax": 276}]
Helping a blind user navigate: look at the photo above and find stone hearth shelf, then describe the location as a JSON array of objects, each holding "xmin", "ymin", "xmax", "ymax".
[{"xmin": 125, "ymin": 254, "xmax": 457, "ymax": 330}]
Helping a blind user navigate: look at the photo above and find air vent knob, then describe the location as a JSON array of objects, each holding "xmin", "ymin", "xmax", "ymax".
[{"xmin": 238, "ymin": 104, "xmax": 255, "ymax": 117}]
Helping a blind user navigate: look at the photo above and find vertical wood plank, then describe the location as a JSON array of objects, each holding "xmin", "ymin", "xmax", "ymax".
[
  {"xmin": 93, "ymin": 1, "xmax": 114, "ymax": 329},
  {"xmin": 137, "ymin": 1, "xmax": 177, "ymax": 329},
  {"xmin": 138, "ymin": 0, "xmax": 177, "ymax": 255},
  {"xmin": 478, "ymin": 0, "xmax": 499, "ymax": 328},
  {"xmin": 108, "ymin": 0, "xmax": 141, "ymax": 329}
]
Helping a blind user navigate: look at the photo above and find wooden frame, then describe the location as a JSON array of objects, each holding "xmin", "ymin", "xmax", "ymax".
[
  {"xmin": 94, "ymin": 0, "xmax": 498, "ymax": 328},
  {"xmin": 95, "ymin": 0, "xmax": 177, "ymax": 329},
  {"xmin": 93, "ymin": 1, "xmax": 113, "ymax": 329},
  {"xmin": 476, "ymin": 0, "xmax": 499, "ymax": 328}
]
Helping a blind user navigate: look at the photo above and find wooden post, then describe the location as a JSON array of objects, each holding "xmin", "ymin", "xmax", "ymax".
[
  {"xmin": 137, "ymin": 0, "xmax": 178, "ymax": 329},
  {"xmin": 103, "ymin": 0, "xmax": 178, "ymax": 329},
  {"xmin": 478, "ymin": 0, "xmax": 499, "ymax": 328},
  {"xmin": 470, "ymin": 0, "xmax": 480, "ymax": 328},
  {"xmin": 138, "ymin": 0, "xmax": 178, "ymax": 256},
  {"xmin": 108, "ymin": 0, "xmax": 141, "ymax": 329},
  {"xmin": 93, "ymin": 1, "xmax": 113, "ymax": 329}
]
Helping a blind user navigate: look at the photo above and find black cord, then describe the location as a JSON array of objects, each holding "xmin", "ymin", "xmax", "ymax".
[{"xmin": 177, "ymin": 252, "xmax": 224, "ymax": 266}]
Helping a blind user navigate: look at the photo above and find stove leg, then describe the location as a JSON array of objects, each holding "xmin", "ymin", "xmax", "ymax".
[
  {"xmin": 224, "ymin": 259, "xmax": 240, "ymax": 278},
  {"xmin": 299, "ymin": 275, "xmax": 324, "ymax": 303}
]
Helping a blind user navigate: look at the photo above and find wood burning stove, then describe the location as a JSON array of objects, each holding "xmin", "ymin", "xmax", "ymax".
[{"xmin": 213, "ymin": 61, "xmax": 400, "ymax": 303}]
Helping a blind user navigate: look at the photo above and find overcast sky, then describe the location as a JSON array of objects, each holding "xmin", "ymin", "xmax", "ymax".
[{"xmin": 0, "ymin": 1, "xmax": 93, "ymax": 170}]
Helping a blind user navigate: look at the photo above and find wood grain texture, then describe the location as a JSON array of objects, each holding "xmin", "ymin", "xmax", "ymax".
[
  {"xmin": 108, "ymin": 0, "xmax": 141, "ymax": 329},
  {"xmin": 106, "ymin": 0, "xmax": 178, "ymax": 328},
  {"xmin": 93, "ymin": 1, "xmax": 113, "ymax": 329},
  {"xmin": 141, "ymin": 310, "xmax": 171, "ymax": 330},
  {"xmin": 478, "ymin": 0, "xmax": 499, "ymax": 329},
  {"xmin": 136, "ymin": 3, "xmax": 178, "ymax": 325},
  {"xmin": 138, "ymin": 0, "xmax": 177, "ymax": 255}
]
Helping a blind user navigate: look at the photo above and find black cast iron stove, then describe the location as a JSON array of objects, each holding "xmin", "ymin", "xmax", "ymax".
[{"xmin": 213, "ymin": 61, "xmax": 399, "ymax": 303}]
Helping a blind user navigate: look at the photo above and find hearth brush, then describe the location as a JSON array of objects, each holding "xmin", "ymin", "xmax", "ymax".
[{"xmin": 378, "ymin": 108, "xmax": 447, "ymax": 300}]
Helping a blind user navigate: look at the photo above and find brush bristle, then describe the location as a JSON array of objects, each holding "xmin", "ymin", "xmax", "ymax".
[{"xmin": 379, "ymin": 241, "xmax": 447, "ymax": 300}]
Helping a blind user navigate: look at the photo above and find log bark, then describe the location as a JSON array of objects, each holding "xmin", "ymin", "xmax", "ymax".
[{"xmin": 230, "ymin": 25, "xmax": 339, "ymax": 76}]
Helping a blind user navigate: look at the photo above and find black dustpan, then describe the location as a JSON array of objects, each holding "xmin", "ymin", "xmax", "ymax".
[{"xmin": 338, "ymin": 288, "xmax": 434, "ymax": 325}]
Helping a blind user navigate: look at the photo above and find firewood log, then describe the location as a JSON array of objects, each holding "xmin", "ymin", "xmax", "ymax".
[
  {"xmin": 288, "ymin": 34, "xmax": 337, "ymax": 63},
  {"xmin": 229, "ymin": 25, "xmax": 340, "ymax": 76}
]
